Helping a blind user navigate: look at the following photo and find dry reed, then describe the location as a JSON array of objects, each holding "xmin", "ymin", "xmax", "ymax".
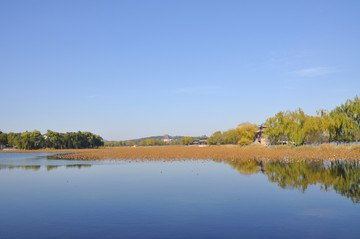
[{"xmin": 43, "ymin": 145, "xmax": 360, "ymax": 161}]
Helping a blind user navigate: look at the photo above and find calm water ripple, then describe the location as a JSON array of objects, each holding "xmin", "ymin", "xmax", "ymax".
[{"xmin": 1, "ymin": 153, "xmax": 359, "ymax": 238}]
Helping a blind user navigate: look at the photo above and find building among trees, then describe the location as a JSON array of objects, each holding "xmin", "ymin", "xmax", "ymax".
[
  {"xmin": 163, "ymin": 134, "xmax": 172, "ymax": 144},
  {"xmin": 254, "ymin": 124, "xmax": 269, "ymax": 145},
  {"xmin": 193, "ymin": 136, "xmax": 208, "ymax": 145}
]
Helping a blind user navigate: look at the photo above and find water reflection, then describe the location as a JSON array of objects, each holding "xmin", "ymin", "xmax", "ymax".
[
  {"xmin": 65, "ymin": 164, "xmax": 92, "ymax": 169},
  {"xmin": 226, "ymin": 160, "xmax": 360, "ymax": 203},
  {"xmin": 0, "ymin": 164, "xmax": 92, "ymax": 171},
  {"xmin": 1, "ymin": 152, "xmax": 360, "ymax": 204},
  {"xmin": 0, "ymin": 165, "xmax": 41, "ymax": 171},
  {"xmin": 226, "ymin": 160, "xmax": 262, "ymax": 175}
]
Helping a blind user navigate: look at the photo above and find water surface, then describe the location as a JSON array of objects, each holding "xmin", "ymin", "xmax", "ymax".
[{"xmin": 1, "ymin": 153, "xmax": 359, "ymax": 238}]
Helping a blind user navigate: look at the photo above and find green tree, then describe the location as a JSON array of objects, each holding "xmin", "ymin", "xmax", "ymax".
[
  {"xmin": 139, "ymin": 138, "xmax": 165, "ymax": 146},
  {"xmin": 171, "ymin": 140, "xmax": 180, "ymax": 145},
  {"xmin": 342, "ymin": 96, "xmax": 360, "ymax": 143},
  {"xmin": 207, "ymin": 131, "xmax": 223, "ymax": 145},
  {"xmin": 29, "ymin": 130, "xmax": 44, "ymax": 149},
  {"xmin": 45, "ymin": 130, "xmax": 64, "ymax": 149},
  {"xmin": 181, "ymin": 136, "xmax": 194, "ymax": 145},
  {"xmin": 264, "ymin": 111, "xmax": 290, "ymax": 144},
  {"xmin": 0, "ymin": 131, "xmax": 8, "ymax": 148},
  {"xmin": 266, "ymin": 109, "xmax": 326, "ymax": 145},
  {"xmin": 222, "ymin": 129, "xmax": 240, "ymax": 144},
  {"xmin": 303, "ymin": 116, "xmax": 325, "ymax": 144},
  {"xmin": 7, "ymin": 132, "xmax": 21, "ymax": 149}
]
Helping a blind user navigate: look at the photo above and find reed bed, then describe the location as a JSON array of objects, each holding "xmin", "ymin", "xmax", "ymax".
[{"xmin": 49, "ymin": 145, "xmax": 360, "ymax": 161}]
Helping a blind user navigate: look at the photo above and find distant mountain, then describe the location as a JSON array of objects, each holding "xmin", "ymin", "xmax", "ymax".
[{"xmin": 128, "ymin": 135, "xmax": 184, "ymax": 143}]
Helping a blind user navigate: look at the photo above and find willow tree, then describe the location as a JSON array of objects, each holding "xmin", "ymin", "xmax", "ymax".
[
  {"xmin": 265, "ymin": 109, "xmax": 323, "ymax": 145},
  {"xmin": 304, "ymin": 115, "xmax": 324, "ymax": 144},
  {"xmin": 317, "ymin": 109, "xmax": 335, "ymax": 143},
  {"xmin": 286, "ymin": 108, "xmax": 309, "ymax": 145},
  {"xmin": 344, "ymin": 96, "xmax": 360, "ymax": 143},
  {"xmin": 264, "ymin": 111, "xmax": 290, "ymax": 144},
  {"xmin": 330, "ymin": 104, "xmax": 354, "ymax": 143}
]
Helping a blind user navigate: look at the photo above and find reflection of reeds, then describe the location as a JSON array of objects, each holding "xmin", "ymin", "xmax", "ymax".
[{"xmin": 51, "ymin": 145, "xmax": 360, "ymax": 161}]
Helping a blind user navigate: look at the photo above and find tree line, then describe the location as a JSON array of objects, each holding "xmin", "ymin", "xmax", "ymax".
[
  {"xmin": 104, "ymin": 138, "xmax": 193, "ymax": 147},
  {"xmin": 0, "ymin": 130, "xmax": 103, "ymax": 150},
  {"xmin": 104, "ymin": 141, "xmax": 137, "ymax": 147},
  {"xmin": 207, "ymin": 123, "xmax": 258, "ymax": 145},
  {"xmin": 207, "ymin": 96, "xmax": 360, "ymax": 146},
  {"xmin": 3, "ymin": 96, "xmax": 358, "ymax": 149},
  {"xmin": 136, "ymin": 137, "xmax": 196, "ymax": 146},
  {"xmin": 265, "ymin": 96, "xmax": 360, "ymax": 145},
  {"xmin": 103, "ymin": 136, "xmax": 202, "ymax": 147}
]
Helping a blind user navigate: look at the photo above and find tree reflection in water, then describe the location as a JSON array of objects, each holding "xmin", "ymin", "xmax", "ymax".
[
  {"xmin": 0, "ymin": 165, "xmax": 41, "ymax": 171},
  {"xmin": 226, "ymin": 160, "xmax": 262, "ymax": 175},
  {"xmin": 0, "ymin": 164, "xmax": 92, "ymax": 171},
  {"xmin": 226, "ymin": 159, "xmax": 360, "ymax": 203},
  {"xmin": 2, "ymin": 158, "xmax": 360, "ymax": 203}
]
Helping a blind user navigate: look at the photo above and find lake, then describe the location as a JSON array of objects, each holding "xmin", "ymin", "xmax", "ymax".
[{"xmin": 1, "ymin": 153, "xmax": 359, "ymax": 238}]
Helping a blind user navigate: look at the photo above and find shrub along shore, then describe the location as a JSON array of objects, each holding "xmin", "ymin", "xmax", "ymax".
[{"xmin": 33, "ymin": 145, "xmax": 360, "ymax": 161}]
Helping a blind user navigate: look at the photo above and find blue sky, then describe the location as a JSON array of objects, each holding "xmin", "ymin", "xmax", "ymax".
[{"xmin": 1, "ymin": 0, "xmax": 359, "ymax": 140}]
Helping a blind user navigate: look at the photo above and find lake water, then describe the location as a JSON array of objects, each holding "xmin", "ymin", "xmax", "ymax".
[{"xmin": 1, "ymin": 153, "xmax": 360, "ymax": 238}]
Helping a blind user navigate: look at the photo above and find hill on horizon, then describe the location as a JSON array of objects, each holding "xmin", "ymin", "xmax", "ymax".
[{"xmin": 127, "ymin": 135, "xmax": 184, "ymax": 143}]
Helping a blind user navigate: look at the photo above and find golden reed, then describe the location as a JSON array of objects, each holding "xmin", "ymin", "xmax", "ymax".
[{"xmin": 18, "ymin": 145, "xmax": 360, "ymax": 161}]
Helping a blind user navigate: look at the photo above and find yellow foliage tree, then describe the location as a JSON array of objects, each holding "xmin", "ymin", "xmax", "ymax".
[{"xmin": 236, "ymin": 123, "xmax": 258, "ymax": 145}]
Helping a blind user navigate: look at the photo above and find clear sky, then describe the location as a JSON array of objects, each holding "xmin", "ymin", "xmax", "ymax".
[{"xmin": 1, "ymin": 0, "xmax": 359, "ymax": 140}]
